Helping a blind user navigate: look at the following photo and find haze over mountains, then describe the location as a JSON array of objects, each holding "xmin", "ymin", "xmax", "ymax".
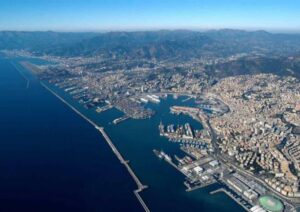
[
  {"xmin": 1, "ymin": 29, "xmax": 300, "ymax": 79},
  {"xmin": 0, "ymin": 31, "xmax": 96, "ymax": 51}
]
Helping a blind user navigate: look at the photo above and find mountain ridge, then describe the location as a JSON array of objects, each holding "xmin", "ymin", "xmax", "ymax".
[{"xmin": 1, "ymin": 29, "xmax": 300, "ymax": 59}]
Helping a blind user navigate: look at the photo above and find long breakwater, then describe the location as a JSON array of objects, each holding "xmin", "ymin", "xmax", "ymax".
[
  {"xmin": 40, "ymin": 82, "xmax": 150, "ymax": 212},
  {"xmin": 10, "ymin": 61, "xmax": 30, "ymax": 89}
]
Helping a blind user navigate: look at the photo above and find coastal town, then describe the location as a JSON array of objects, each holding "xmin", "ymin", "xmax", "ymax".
[
  {"xmin": 4, "ymin": 49, "xmax": 300, "ymax": 212},
  {"xmin": 153, "ymin": 75, "xmax": 300, "ymax": 212},
  {"xmin": 2, "ymin": 1, "xmax": 300, "ymax": 212}
]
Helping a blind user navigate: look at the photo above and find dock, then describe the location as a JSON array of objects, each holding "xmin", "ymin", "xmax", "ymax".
[
  {"xmin": 186, "ymin": 181, "xmax": 216, "ymax": 192},
  {"xmin": 113, "ymin": 115, "xmax": 129, "ymax": 124},
  {"xmin": 210, "ymin": 188, "xmax": 251, "ymax": 211},
  {"xmin": 96, "ymin": 104, "xmax": 113, "ymax": 113},
  {"xmin": 153, "ymin": 150, "xmax": 216, "ymax": 192},
  {"xmin": 182, "ymin": 96, "xmax": 192, "ymax": 102},
  {"xmin": 40, "ymin": 82, "xmax": 150, "ymax": 212}
]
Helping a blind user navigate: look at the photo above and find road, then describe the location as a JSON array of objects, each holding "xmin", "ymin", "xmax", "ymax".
[{"xmin": 201, "ymin": 111, "xmax": 300, "ymax": 210}]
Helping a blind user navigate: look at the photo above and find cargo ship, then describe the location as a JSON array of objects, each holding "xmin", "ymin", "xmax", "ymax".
[
  {"xmin": 153, "ymin": 149, "xmax": 172, "ymax": 161},
  {"xmin": 153, "ymin": 149, "xmax": 164, "ymax": 159}
]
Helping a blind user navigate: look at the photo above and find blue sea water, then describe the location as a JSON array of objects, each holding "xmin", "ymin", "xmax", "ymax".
[
  {"xmin": 0, "ymin": 58, "xmax": 142, "ymax": 212},
  {"xmin": 0, "ymin": 56, "xmax": 245, "ymax": 212}
]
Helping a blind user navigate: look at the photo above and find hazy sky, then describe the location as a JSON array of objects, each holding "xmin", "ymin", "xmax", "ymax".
[{"xmin": 0, "ymin": 0, "xmax": 299, "ymax": 32}]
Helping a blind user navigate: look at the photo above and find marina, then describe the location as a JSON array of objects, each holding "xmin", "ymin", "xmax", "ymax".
[
  {"xmin": 153, "ymin": 101, "xmax": 292, "ymax": 212},
  {"xmin": 1, "ymin": 3, "xmax": 299, "ymax": 210},
  {"xmin": 40, "ymin": 79, "xmax": 247, "ymax": 212}
]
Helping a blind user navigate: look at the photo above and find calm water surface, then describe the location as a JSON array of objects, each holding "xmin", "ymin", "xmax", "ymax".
[
  {"xmin": 0, "ymin": 58, "xmax": 141, "ymax": 212},
  {"xmin": 0, "ymin": 56, "xmax": 245, "ymax": 211}
]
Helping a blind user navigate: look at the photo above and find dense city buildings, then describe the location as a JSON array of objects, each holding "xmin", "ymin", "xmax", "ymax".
[{"xmin": 2, "ymin": 29, "xmax": 300, "ymax": 212}]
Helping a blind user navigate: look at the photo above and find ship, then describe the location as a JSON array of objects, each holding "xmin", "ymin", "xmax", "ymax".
[
  {"xmin": 153, "ymin": 149, "xmax": 164, "ymax": 159},
  {"xmin": 140, "ymin": 97, "xmax": 149, "ymax": 103},
  {"xmin": 153, "ymin": 149, "xmax": 172, "ymax": 162},
  {"xmin": 163, "ymin": 153, "xmax": 172, "ymax": 162},
  {"xmin": 146, "ymin": 94, "xmax": 160, "ymax": 103},
  {"xmin": 159, "ymin": 121, "xmax": 165, "ymax": 136}
]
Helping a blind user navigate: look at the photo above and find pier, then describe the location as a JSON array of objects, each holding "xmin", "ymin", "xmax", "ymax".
[
  {"xmin": 182, "ymin": 96, "xmax": 192, "ymax": 102},
  {"xmin": 210, "ymin": 188, "xmax": 251, "ymax": 211},
  {"xmin": 40, "ymin": 82, "xmax": 150, "ymax": 212},
  {"xmin": 96, "ymin": 104, "xmax": 113, "ymax": 113},
  {"xmin": 154, "ymin": 149, "xmax": 216, "ymax": 192},
  {"xmin": 113, "ymin": 115, "xmax": 129, "ymax": 124},
  {"xmin": 186, "ymin": 181, "xmax": 216, "ymax": 192}
]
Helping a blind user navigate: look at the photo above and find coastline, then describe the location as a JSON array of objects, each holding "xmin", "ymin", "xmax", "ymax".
[
  {"xmin": 10, "ymin": 61, "xmax": 30, "ymax": 88},
  {"xmin": 11, "ymin": 58, "xmax": 150, "ymax": 211},
  {"xmin": 10, "ymin": 58, "xmax": 247, "ymax": 212},
  {"xmin": 40, "ymin": 81, "xmax": 150, "ymax": 212}
]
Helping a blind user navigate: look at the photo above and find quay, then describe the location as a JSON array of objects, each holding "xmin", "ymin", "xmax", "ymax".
[
  {"xmin": 210, "ymin": 188, "xmax": 251, "ymax": 211},
  {"xmin": 161, "ymin": 153, "xmax": 182, "ymax": 172},
  {"xmin": 40, "ymin": 82, "xmax": 150, "ymax": 212},
  {"xmin": 186, "ymin": 181, "xmax": 216, "ymax": 192},
  {"xmin": 179, "ymin": 147, "xmax": 198, "ymax": 159},
  {"xmin": 154, "ymin": 149, "xmax": 216, "ymax": 192},
  {"xmin": 96, "ymin": 104, "xmax": 113, "ymax": 113},
  {"xmin": 113, "ymin": 115, "xmax": 129, "ymax": 124},
  {"xmin": 182, "ymin": 96, "xmax": 192, "ymax": 102}
]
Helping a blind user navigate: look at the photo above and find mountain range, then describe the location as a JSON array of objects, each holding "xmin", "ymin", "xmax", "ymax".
[
  {"xmin": 1, "ymin": 29, "xmax": 300, "ymax": 59},
  {"xmin": 1, "ymin": 29, "xmax": 300, "ymax": 79}
]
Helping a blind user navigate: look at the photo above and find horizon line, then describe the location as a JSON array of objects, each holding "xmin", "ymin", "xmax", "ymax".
[{"xmin": 1, "ymin": 27, "xmax": 300, "ymax": 34}]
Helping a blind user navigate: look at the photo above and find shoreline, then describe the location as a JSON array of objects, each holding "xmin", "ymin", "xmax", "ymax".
[
  {"xmin": 10, "ymin": 61, "xmax": 30, "ymax": 89},
  {"xmin": 210, "ymin": 188, "xmax": 250, "ymax": 211},
  {"xmin": 14, "ymin": 58, "xmax": 248, "ymax": 211},
  {"xmin": 40, "ymin": 81, "xmax": 150, "ymax": 212}
]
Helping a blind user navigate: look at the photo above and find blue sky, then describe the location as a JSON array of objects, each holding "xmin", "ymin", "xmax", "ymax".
[{"xmin": 0, "ymin": 0, "xmax": 299, "ymax": 32}]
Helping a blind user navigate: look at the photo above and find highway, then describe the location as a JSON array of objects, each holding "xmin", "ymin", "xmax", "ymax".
[
  {"xmin": 166, "ymin": 104, "xmax": 298, "ymax": 208},
  {"xmin": 200, "ymin": 109, "xmax": 300, "ymax": 210}
]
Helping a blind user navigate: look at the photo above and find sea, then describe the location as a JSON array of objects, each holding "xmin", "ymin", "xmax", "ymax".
[{"xmin": 0, "ymin": 55, "xmax": 245, "ymax": 212}]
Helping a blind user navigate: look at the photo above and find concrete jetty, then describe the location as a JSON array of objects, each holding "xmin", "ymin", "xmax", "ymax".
[
  {"xmin": 113, "ymin": 115, "xmax": 129, "ymax": 125},
  {"xmin": 97, "ymin": 127, "xmax": 147, "ymax": 190},
  {"xmin": 186, "ymin": 181, "xmax": 215, "ymax": 192},
  {"xmin": 40, "ymin": 82, "xmax": 150, "ymax": 212},
  {"xmin": 96, "ymin": 104, "xmax": 113, "ymax": 113},
  {"xmin": 97, "ymin": 127, "xmax": 149, "ymax": 212},
  {"xmin": 210, "ymin": 188, "xmax": 251, "ymax": 211}
]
